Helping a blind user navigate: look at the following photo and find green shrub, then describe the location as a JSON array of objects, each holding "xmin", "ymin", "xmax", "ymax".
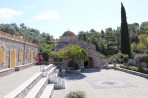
[
  {"xmin": 131, "ymin": 42, "xmax": 138, "ymax": 52},
  {"xmin": 120, "ymin": 65, "xmax": 148, "ymax": 74},
  {"xmin": 123, "ymin": 54, "xmax": 129, "ymax": 63},
  {"xmin": 118, "ymin": 59, "xmax": 123, "ymax": 63},
  {"xmin": 134, "ymin": 53, "xmax": 147, "ymax": 60},
  {"xmin": 42, "ymin": 52, "xmax": 49, "ymax": 61},
  {"xmin": 108, "ymin": 54, "xmax": 117, "ymax": 59},
  {"xmin": 116, "ymin": 53, "xmax": 129, "ymax": 63},
  {"xmin": 65, "ymin": 91, "xmax": 86, "ymax": 98},
  {"xmin": 139, "ymin": 55, "xmax": 148, "ymax": 63},
  {"xmin": 50, "ymin": 51, "xmax": 62, "ymax": 62},
  {"xmin": 131, "ymin": 51, "xmax": 136, "ymax": 59},
  {"xmin": 137, "ymin": 66, "xmax": 144, "ymax": 72},
  {"xmin": 143, "ymin": 68, "xmax": 148, "ymax": 74},
  {"xmin": 120, "ymin": 65, "xmax": 128, "ymax": 69},
  {"xmin": 128, "ymin": 66, "xmax": 138, "ymax": 71},
  {"xmin": 99, "ymin": 53, "xmax": 106, "ymax": 58}
]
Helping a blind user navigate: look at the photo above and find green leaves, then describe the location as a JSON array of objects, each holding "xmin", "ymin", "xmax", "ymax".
[
  {"xmin": 58, "ymin": 44, "xmax": 88, "ymax": 61},
  {"xmin": 64, "ymin": 91, "xmax": 86, "ymax": 98},
  {"xmin": 0, "ymin": 23, "xmax": 53, "ymax": 44},
  {"xmin": 137, "ymin": 34, "xmax": 148, "ymax": 53}
]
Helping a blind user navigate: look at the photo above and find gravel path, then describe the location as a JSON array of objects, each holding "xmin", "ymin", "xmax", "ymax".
[
  {"xmin": 0, "ymin": 66, "xmax": 41, "ymax": 98},
  {"xmin": 52, "ymin": 68, "xmax": 148, "ymax": 98}
]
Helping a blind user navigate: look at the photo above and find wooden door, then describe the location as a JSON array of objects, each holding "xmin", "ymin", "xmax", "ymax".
[{"xmin": 10, "ymin": 49, "xmax": 16, "ymax": 68}]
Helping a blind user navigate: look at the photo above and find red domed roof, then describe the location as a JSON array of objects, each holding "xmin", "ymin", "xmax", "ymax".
[{"xmin": 62, "ymin": 31, "xmax": 76, "ymax": 37}]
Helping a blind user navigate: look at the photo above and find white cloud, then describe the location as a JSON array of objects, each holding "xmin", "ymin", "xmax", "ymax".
[
  {"xmin": 0, "ymin": 8, "xmax": 22, "ymax": 20},
  {"xmin": 33, "ymin": 11, "xmax": 60, "ymax": 20}
]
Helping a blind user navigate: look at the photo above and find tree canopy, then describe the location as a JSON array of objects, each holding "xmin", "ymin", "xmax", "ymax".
[
  {"xmin": 138, "ymin": 34, "xmax": 148, "ymax": 53},
  {"xmin": 0, "ymin": 23, "xmax": 53, "ymax": 44},
  {"xmin": 58, "ymin": 44, "xmax": 88, "ymax": 61}
]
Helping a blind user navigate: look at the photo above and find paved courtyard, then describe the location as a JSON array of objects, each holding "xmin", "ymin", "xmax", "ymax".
[
  {"xmin": 0, "ymin": 66, "xmax": 40, "ymax": 98},
  {"xmin": 52, "ymin": 68, "xmax": 148, "ymax": 98}
]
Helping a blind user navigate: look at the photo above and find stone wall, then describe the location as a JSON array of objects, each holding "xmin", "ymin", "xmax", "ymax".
[{"xmin": 0, "ymin": 31, "xmax": 38, "ymax": 70}]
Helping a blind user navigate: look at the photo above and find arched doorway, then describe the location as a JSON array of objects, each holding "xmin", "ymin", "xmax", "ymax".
[
  {"xmin": 10, "ymin": 49, "xmax": 16, "ymax": 68},
  {"xmin": 84, "ymin": 57, "xmax": 94, "ymax": 68}
]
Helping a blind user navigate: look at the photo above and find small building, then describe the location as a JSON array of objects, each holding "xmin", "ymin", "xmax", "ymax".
[
  {"xmin": 55, "ymin": 31, "xmax": 102, "ymax": 70},
  {"xmin": 0, "ymin": 31, "xmax": 38, "ymax": 73}
]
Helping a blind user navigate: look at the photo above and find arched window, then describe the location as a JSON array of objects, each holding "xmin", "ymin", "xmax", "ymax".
[
  {"xmin": 19, "ymin": 48, "xmax": 23, "ymax": 61},
  {"xmin": 0, "ymin": 44, "xmax": 5, "ymax": 63}
]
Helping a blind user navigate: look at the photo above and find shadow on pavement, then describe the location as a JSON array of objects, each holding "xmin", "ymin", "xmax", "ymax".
[
  {"xmin": 65, "ymin": 73, "xmax": 86, "ymax": 80},
  {"xmin": 82, "ymin": 68, "xmax": 100, "ymax": 73}
]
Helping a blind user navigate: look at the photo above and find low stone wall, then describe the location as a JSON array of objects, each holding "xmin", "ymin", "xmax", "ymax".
[
  {"xmin": 50, "ymin": 62, "xmax": 63, "ymax": 68},
  {"xmin": 115, "ymin": 67, "xmax": 148, "ymax": 79},
  {"xmin": 15, "ymin": 62, "xmax": 36, "ymax": 71},
  {"xmin": 0, "ymin": 68, "xmax": 15, "ymax": 77}
]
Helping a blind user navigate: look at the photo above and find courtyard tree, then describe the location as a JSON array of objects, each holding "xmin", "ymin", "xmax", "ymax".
[
  {"xmin": 140, "ymin": 22, "xmax": 148, "ymax": 34},
  {"xmin": 50, "ymin": 51, "xmax": 62, "ymax": 62},
  {"xmin": 137, "ymin": 34, "xmax": 148, "ymax": 53},
  {"xmin": 58, "ymin": 44, "xmax": 88, "ymax": 70},
  {"xmin": 120, "ymin": 3, "xmax": 131, "ymax": 57}
]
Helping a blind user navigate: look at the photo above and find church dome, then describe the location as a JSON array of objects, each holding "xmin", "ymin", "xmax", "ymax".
[{"xmin": 62, "ymin": 31, "xmax": 76, "ymax": 37}]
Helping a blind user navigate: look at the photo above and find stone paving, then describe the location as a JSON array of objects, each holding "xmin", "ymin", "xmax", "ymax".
[
  {"xmin": 52, "ymin": 68, "xmax": 148, "ymax": 98},
  {"xmin": 0, "ymin": 65, "xmax": 41, "ymax": 98}
]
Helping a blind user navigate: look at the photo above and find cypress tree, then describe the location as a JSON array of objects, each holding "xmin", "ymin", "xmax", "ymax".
[{"xmin": 121, "ymin": 2, "xmax": 131, "ymax": 57}]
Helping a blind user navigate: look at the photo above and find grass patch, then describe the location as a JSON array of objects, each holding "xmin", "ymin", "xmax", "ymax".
[{"xmin": 64, "ymin": 91, "xmax": 86, "ymax": 98}]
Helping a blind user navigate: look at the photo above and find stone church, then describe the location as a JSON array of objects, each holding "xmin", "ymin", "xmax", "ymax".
[
  {"xmin": 0, "ymin": 31, "xmax": 38, "ymax": 77},
  {"xmin": 55, "ymin": 31, "xmax": 103, "ymax": 70}
]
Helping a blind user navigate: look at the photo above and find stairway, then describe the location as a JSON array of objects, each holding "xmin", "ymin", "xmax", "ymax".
[{"xmin": 3, "ymin": 64, "xmax": 60, "ymax": 98}]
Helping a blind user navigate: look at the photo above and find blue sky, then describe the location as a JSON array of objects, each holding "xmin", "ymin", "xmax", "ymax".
[{"xmin": 0, "ymin": 0, "xmax": 147, "ymax": 38}]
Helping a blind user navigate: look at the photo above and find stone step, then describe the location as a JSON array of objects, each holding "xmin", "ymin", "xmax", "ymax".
[
  {"xmin": 48, "ymin": 66, "xmax": 57, "ymax": 74},
  {"xmin": 24, "ymin": 77, "xmax": 48, "ymax": 98},
  {"xmin": 40, "ymin": 84, "xmax": 54, "ymax": 98},
  {"xmin": 42, "ymin": 66, "xmax": 57, "ymax": 77},
  {"xmin": 54, "ymin": 69, "xmax": 59, "ymax": 76},
  {"xmin": 0, "ymin": 68, "xmax": 14, "ymax": 77},
  {"xmin": 42, "ymin": 64, "xmax": 54, "ymax": 72},
  {"xmin": 4, "ymin": 72, "xmax": 42, "ymax": 98},
  {"xmin": 48, "ymin": 76, "xmax": 65, "ymax": 89}
]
